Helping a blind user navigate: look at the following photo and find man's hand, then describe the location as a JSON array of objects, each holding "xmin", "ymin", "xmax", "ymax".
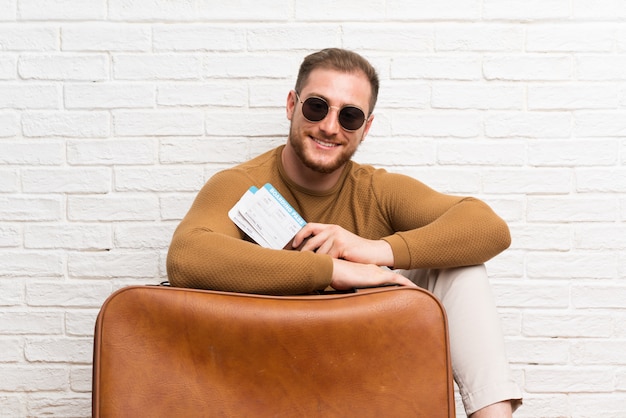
[
  {"xmin": 292, "ymin": 223, "xmax": 394, "ymax": 267},
  {"xmin": 330, "ymin": 259, "xmax": 417, "ymax": 290}
]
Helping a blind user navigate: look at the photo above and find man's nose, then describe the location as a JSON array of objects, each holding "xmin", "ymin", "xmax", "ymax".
[{"xmin": 317, "ymin": 107, "xmax": 341, "ymax": 134}]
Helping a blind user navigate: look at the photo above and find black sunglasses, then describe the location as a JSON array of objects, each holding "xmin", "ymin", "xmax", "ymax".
[{"xmin": 295, "ymin": 92, "xmax": 368, "ymax": 131}]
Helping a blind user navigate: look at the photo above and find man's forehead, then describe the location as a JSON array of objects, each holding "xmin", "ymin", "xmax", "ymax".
[{"xmin": 300, "ymin": 68, "xmax": 372, "ymax": 106}]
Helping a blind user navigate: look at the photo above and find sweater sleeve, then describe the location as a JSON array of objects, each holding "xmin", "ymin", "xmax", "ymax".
[
  {"xmin": 376, "ymin": 173, "xmax": 511, "ymax": 270},
  {"xmin": 166, "ymin": 170, "xmax": 333, "ymax": 295}
]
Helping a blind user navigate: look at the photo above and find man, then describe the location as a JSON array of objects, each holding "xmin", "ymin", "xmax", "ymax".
[{"xmin": 167, "ymin": 48, "xmax": 522, "ymax": 417}]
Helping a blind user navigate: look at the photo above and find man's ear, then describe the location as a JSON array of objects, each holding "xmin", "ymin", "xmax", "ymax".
[
  {"xmin": 361, "ymin": 113, "xmax": 375, "ymax": 141},
  {"xmin": 286, "ymin": 90, "xmax": 297, "ymax": 121}
]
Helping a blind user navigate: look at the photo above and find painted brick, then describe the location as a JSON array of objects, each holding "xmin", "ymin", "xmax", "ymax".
[
  {"xmin": 492, "ymin": 281, "xmax": 570, "ymax": 308},
  {"xmin": 387, "ymin": 0, "xmax": 481, "ymax": 20},
  {"xmin": 62, "ymin": 24, "xmax": 151, "ymax": 52},
  {"xmin": 24, "ymin": 224, "xmax": 111, "ymax": 250},
  {"xmin": 482, "ymin": 168, "xmax": 571, "ymax": 194},
  {"xmin": 0, "ymin": 312, "xmax": 63, "ymax": 335},
  {"xmin": 435, "ymin": 24, "xmax": 524, "ymax": 52},
  {"xmin": 0, "ymin": 111, "xmax": 18, "ymax": 137},
  {"xmin": 509, "ymin": 225, "xmax": 571, "ymax": 251},
  {"xmin": 205, "ymin": 111, "xmax": 289, "ymax": 137},
  {"xmin": 512, "ymin": 395, "xmax": 570, "ymax": 418},
  {"xmin": 67, "ymin": 251, "xmax": 160, "ymax": 279},
  {"xmin": 113, "ymin": 54, "xmax": 201, "ymax": 80},
  {"xmin": 249, "ymin": 81, "xmax": 294, "ymax": 108},
  {"xmin": 0, "ymin": 251, "xmax": 63, "ymax": 278},
  {"xmin": 392, "ymin": 55, "xmax": 482, "ymax": 81},
  {"xmin": 483, "ymin": 0, "xmax": 570, "ymax": 20},
  {"xmin": 572, "ymin": 284, "xmax": 626, "ymax": 309},
  {"xmin": 113, "ymin": 110, "xmax": 204, "ymax": 136},
  {"xmin": 355, "ymin": 137, "xmax": 435, "ymax": 167},
  {"xmin": 68, "ymin": 194, "xmax": 159, "ymax": 221},
  {"xmin": 0, "ymin": 224, "xmax": 20, "ymax": 248},
  {"xmin": 525, "ymin": 366, "xmax": 613, "ymax": 393},
  {"xmin": 64, "ymin": 83, "xmax": 155, "ymax": 109},
  {"xmin": 0, "ymin": 0, "xmax": 17, "ymax": 20},
  {"xmin": 569, "ymin": 394, "xmax": 626, "ymax": 418},
  {"xmin": 0, "ymin": 168, "xmax": 18, "ymax": 192},
  {"xmin": 25, "ymin": 337, "xmax": 93, "ymax": 363},
  {"xmin": 21, "ymin": 167, "xmax": 111, "ymax": 193},
  {"xmin": 485, "ymin": 111, "xmax": 571, "ymax": 138},
  {"xmin": 574, "ymin": 111, "xmax": 626, "ymax": 137},
  {"xmin": 573, "ymin": 0, "xmax": 626, "ymax": 19},
  {"xmin": 398, "ymin": 167, "xmax": 482, "ymax": 194},
  {"xmin": 0, "ymin": 338, "xmax": 23, "ymax": 361},
  {"xmin": 374, "ymin": 81, "xmax": 430, "ymax": 109},
  {"xmin": 528, "ymin": 139, "xmax": 618, "ymax": 166},
  {"xmin": 67, "ymin": 139, "xmax": 155, "ymax": 166},
  {"xmin": 0, "ymin": 25, "xmax": 58, "ymax": 51},
  {"xmin": 0, "ymin": 280, "xmax": 24, "ymax": 306},
  {"xmin": 523, "ymin": 311, "xmax": 613, "ymax": 338},
  {"xmin": 18, "ymin": 54, "xmax": 108, "ymax": 81},
  {"xmin": 153, "ymin": 25, "xmax": 246, "ymax": 52},
  {"xmin": 571, "ymin": 340, "xmax": 626, "ymax": 365},
  {"xmin": 0, "ymin": 196, "xmax": 62, "ymax": 221},
  {"xmin": 22, "ymin": 111, "xmax": 110, "ymax": 138},
  {"xmin": 296, "ymin": 0, "xmax": 390, "ymax": 21},
  {"xmin": 114, "ymin": 223, "xmax": 177, "ymax": 249},
  {"xmin": 0, "ymin": 55, "xmax": 16, "ymax": 79},
  {"xmin": 576, "ymin": 168, "xmax": 626, "ymax": 192},
  {"xmin": 527, "ymin": 252, "xmax": 619, "ymax": 280},
  {"xmin": 0, "ymin": 84, "xmax": 60, "ymax": 109},
  {"xmin": 159, "ymin": 137, "xmax": 250, "ymax": 164},
  {"xmin": 437, "ymin": 140, "xmax": 525, "ymax": 166},
  {"xmin": 343, "ymin": 24, "xmax": 432, "ymax": 52},
  {"xmin": 0, "ymin": 366, "xmax": 69, "ymax": 391},
  {"xmin": 578, "ymin": 55, "xmax": 626, "ymax": 80},
  {"xmin": 108, "ymin": 0, "xmax": 291, "ymax": 21},
  {"xmin": 527, "ymin": 196, "xmax": 617, "ymax": 222},
  {"xmin": 575, "ymin": 224, "xmax": 626, "ymax": 250},
  {"xmin": 506, "ymin": 337, "xmax": 569, "ymax": 364},
  {"xmin": 157, "ymin": 82, "xmax": 247, "ymax": 107},
  {"xmin": 528, "ymin": 84, "xmax": 620, "ymax": 110},
  {"xmin": 26, "ymin": 281, "xmax": 112, "ymax": 308},
  {"xmin": 527, "ymin": 23, "xmax": 614, "ymax": 52},
  {"xmin": 27, "ymin": 394, "xmax": 91, "ymax": 417},
  {"xmin": 70, "ymin": 366, "xmax": 93, "ymax": 392},
  {"xmin": 487, "ymin": 251, "xmax": 525, "ymax": 278},
  {"xmin": 0, "ymin": 140, "xmax": 64, "ymax": 165},
  {"xmin": 483, "ymin": 55, "xmax": 572, "ymax": 81},
  {"xmin": 617, "ymin": 369, "xmax": 626, "ymax": 390},
  {"xmin": 159, "ymin": 193, "xmax": 197, "ymax": 221},
  {"xmin": 65, "ymin": 310, "xmax": 99, "ymax": 337},
  {"xmin": 202, "ymin": 54, "xmax": 295, "ymax": 79},
  {"xmin": 392, "ymin": 111, "xmax": 481, "ymax": 137},
  {"xmin": 18, "ymin": 0, "xmax": 105, "ymax": 20},
  {"xmin": 113, "ymin": 167, "xmax": 204, "ymax": 192},
  {"xmin": 432, "ymin": 83, "xmax": 523, "ymax": 110}
]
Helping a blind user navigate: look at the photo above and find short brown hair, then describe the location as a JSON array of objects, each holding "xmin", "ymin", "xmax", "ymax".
[{"xmin": 295, "ymin": 48, "xmax": 379, "ymax": 115}]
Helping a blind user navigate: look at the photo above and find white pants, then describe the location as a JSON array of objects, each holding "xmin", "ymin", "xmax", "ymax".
[{"xmin": 396, "ymin": 264, "xmax": 523, "ymax": 415}]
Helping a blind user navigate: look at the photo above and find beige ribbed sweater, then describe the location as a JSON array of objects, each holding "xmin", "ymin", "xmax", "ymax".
[{"xmin": 166, "ymin": 145, "xmax": 510, "ymax": 295}]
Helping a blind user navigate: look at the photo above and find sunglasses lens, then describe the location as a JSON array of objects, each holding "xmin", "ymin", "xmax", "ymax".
[
  {"xmin": 300, "ymin": 95, "xmax": 367, "ymax": 131},
  {"xmin": 339, "ymin": 106, "xmax": 366, "ymax": 131},
  {"xmin": 302, "ymin": 97, "xmax": 328, "ymax": 122}
]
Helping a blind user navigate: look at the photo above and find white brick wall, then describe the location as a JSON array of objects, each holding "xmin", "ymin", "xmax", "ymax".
[{"xmin": 1, "ymin": 2, "xmax": 625, "ymax": 417}]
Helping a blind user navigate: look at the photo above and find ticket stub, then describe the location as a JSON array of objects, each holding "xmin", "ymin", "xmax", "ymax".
[{"xmin": 228, "ymin": 184, "xmax": 307, "ymax": 249}]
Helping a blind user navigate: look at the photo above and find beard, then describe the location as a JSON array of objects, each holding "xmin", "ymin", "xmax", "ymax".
[{"xmin": 288, "ymin": 123, "xmax": 360, "ymax": 174}]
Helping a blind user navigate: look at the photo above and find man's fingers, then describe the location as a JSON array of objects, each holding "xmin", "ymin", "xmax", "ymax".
[{"xmin": 394, "ymin": 276, "xmax": 418, "ymax": 288}]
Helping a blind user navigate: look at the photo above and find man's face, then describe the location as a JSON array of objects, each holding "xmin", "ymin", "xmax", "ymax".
[{"xmin": 286, "ymin": 68, "xmax": 374, "ymax": 175}]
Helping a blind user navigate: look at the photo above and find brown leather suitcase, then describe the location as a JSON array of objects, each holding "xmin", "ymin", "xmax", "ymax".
[{"xmin": 92, "ymin": 285, "xmax": 455, "ymax": 417}]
